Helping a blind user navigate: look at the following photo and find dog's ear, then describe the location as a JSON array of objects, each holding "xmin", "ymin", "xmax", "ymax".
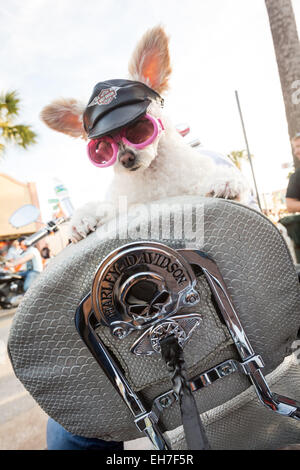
[
  {"xmin": 40, "ymin": 98, "xmax": 87, "ymax": 139},
  {"xmin": 128, "ymin": 25, "xmax": 172, "ymax": 95}
]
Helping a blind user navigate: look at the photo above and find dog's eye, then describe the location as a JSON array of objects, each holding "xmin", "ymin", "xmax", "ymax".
[
  {"xmin": 96, "ymin": 141, "xmax": 113, "ymax": 157},
  {"xmin": 88, "ymin": 139, "xmax": 114, "ymax": 165},
  {"xmin": 125, "ymin": 119, "xmax": 154, "ymax": 144}
]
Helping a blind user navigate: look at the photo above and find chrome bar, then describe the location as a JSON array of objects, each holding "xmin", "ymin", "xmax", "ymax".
[
  {"xmin": 24, "ymin": 217, "xmax": 66, "ymax": 247},
  {"xmin": 152, "ymin": 359, "xmax": 239, "ymax": 418},
  {"xmin": 178, "ymin": 249, "xmax": 300, "ymax": 421},
  {"xmin": 75, "ymin": 295, "xmax": 170, "ymax": 450},
  {"xmin": 178, "ymin": 249, "xmax": 255, "ymax": 360},
  {"xmin": 250, "ymin": 368, "xmax": 300, "ymax": 420},
  {"xmin": 152, "ymin": 353, "xmax": 300, "ymax": 423}
]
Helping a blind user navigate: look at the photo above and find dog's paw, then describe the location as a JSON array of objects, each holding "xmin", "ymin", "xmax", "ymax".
[
  {"xmin": 207, "ymin": 181, "xmax": 240, "ymax": 200},
  {"xmin": 206, "ymin": 170, "xmax": 249, "ymax": 201},
  {"xmin": 69, "ymin": 200, "xmax": 117, "ymax": 243},
  {"xmin": 69, "ymin": 202, "xmax": 100, "ymax": 242},
  {"xmin": 70, "ymin": 214, "xmax": 98, "ymax": 243}
]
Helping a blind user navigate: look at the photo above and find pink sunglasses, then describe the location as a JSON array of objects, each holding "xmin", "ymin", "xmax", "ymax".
[{"xmin": 87, "ymin": 113, "xmax": 164, "ymax": 168}]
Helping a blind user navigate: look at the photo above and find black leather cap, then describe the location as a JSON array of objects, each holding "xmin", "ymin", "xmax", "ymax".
[{"xmin": 83, "ymin": 79, "xmax": 163, "ymax": 139}]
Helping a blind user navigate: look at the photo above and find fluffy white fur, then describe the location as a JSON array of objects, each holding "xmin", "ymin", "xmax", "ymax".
[{"xmin": 40, "ymin": 26, "xmax": 250, "ymax": 242}]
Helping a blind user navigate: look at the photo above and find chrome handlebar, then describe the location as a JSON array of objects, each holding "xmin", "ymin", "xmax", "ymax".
[{"xmin": 23, "ymin": 217, "xmax": 66, "ymax": 248}]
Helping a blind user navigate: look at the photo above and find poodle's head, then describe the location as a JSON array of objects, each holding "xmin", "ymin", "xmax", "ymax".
[{"xmin": 40, "ymin": 26, "xmax": 172, "ymax": 174}]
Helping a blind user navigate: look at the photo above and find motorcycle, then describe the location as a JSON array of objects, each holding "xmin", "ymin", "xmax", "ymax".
[
  {"xmin": 7, "ymin": 196, "xmax": 300, "ymax": 450},
  {"xmin": 5, "ymin": 126, "xmax": 300, "ymax": 449},
  {"xmin": 0, "ymin": 266, "xmax": 24, "ymax": 309},
  {"xmin": 0, "ymin": 217, "xmax": 65, "ymax": 310}
]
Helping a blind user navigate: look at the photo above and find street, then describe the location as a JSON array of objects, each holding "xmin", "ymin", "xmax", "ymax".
[{"xmin": 0, "ymin": 311, "xmax": 48, "ymax": 450}]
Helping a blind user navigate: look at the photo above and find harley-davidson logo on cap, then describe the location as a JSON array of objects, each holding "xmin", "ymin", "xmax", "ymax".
[{"xmin": 87, "ymin": 86, "xmax": 121, "ymax": 107}]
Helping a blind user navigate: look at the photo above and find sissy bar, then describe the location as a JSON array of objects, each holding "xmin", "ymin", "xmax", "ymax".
[
  {"xmin": 75, "ymin": 244, "xmax": 300, "ymax": 452},
  {"xmin": 179, "ymin": 249, "xmax": 300, "ymax": 421},
  {"xmin": 75, "ymin": 294, "xmax": 171, "ymax": 450},
  {"xmin": 74, "ymin": 240, "xmax": 200, "ymax": 451}
]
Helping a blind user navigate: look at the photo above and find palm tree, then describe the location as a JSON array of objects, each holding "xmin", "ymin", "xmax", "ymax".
[
  {"xmin": 227, "ymin": 150, "xmax": 250, "ymax": 170},
  {"xmin": 265, "ymin": 0, "xmax": 300, "ymax": 169},
  {"xmin": 0, "ymin": 90, "xmax": 37, "ymax": 157}
]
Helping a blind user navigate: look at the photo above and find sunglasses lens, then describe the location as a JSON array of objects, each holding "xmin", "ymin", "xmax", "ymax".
[
  {"xmin": 88, "ymin": 139, "xmax": 114, "ymax": 165},
  {"xmin": 125, "ymin": 117, "xmax": 155, "ymax": 144}
]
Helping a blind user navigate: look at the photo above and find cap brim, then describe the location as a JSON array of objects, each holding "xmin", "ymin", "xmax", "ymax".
[{"xmin": 87, "ymin": 101, "xmax": 150, "ymax": 139}]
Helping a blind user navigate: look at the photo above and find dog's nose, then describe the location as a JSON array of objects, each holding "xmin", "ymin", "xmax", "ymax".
[{"xmin": 119, "ymin": 151, "xmax": 136, "ymax": 168}]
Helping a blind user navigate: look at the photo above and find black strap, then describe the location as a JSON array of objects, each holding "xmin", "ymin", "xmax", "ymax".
[{"xmin": 160, "ymin": 335, "xmax": 211, "ymax": 450}]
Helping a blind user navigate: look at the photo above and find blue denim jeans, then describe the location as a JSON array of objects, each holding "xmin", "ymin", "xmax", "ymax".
[
  {"xmin": 47, "ymin": 418, "xmax": 124, "ymax": 451},
  {"xmin": 23, "ymin": 270, "xmax": 40, "ymax": 292},
  {"xmin": 19, "ymin": 270, "xmax": 41, "ymax": 292}
]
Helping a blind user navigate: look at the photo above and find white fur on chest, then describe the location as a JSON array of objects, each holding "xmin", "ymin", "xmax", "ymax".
[{"xmin": 109, "ymin": 130, "xmax": 214, "ymax": 205}]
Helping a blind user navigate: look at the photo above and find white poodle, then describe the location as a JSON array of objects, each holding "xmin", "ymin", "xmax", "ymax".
[{"xmin": 41, "ymin": 26, "xmax": 249, "ymax": 242}]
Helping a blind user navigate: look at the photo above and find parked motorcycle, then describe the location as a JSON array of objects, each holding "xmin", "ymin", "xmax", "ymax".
[
  {"xmin": 0, "ymin": 217, "xmax": 66, "ymax": 310},
  {"xmin": 0, "ymin": 266, "xmax": 24, "ymax": 309}
]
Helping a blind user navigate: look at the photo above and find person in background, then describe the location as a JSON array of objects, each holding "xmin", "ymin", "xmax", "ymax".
[
  {"xmin": 40, "ymin": 246, "xmax": 52, "ymax": 269},
  {"xmin": 286, "ymin": 133, "xmax": 300, "ymax": 212},
  {"xmin": 6, "ymin": 239, "xmax": 26, "ymax": 271},
  {"xmin": 6, "ymin": 236, "xmax": 43, "ymax": 291},
  {"xmin": 6, "ymin": 239, "xmax": 22, "ymax": 260},
  {"xmin": 0, "ymin": 241, "xmax": 9, "ymax": 261}
]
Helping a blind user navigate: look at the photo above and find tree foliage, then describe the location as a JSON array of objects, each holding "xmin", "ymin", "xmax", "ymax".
[
  {"xmin": 0, "ymin": 90, "xmax": 37, "ymax": 157},
  {"xmin": 227, "ymin": 150, "xmax": 250, "ymax": 170}
]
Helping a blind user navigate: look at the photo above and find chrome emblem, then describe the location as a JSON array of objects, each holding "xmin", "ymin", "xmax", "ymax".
[
  {"xmin": 130, "ymin": 314, "xmax": 202, "ymax": 355},
  {"xmin": 91, "ymin": 241, "xmax": 200, "ymax": 339}
]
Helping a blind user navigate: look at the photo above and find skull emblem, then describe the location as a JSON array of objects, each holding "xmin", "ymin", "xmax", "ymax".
[
  {"xmin": 121, "ymin": 273, "xmax": 171, "ymax": 326},
  {"xmin": 91, "ymin": 242, "xmax": 199, "ymax": 336}
]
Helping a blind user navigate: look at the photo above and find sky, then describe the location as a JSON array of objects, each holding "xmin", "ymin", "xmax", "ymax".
[{"xmin": 1, "ymin": 0, "xmax": 300, "ymax": 221}]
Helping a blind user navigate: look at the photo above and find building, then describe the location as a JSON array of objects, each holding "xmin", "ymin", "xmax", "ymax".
[
  {"xmin": 0, "ymin": 172, "xmax": 70, "ymax": 260},
  {"xmin": 0, "ymin": 173, "xmax": 41, "ymax": 240}
]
